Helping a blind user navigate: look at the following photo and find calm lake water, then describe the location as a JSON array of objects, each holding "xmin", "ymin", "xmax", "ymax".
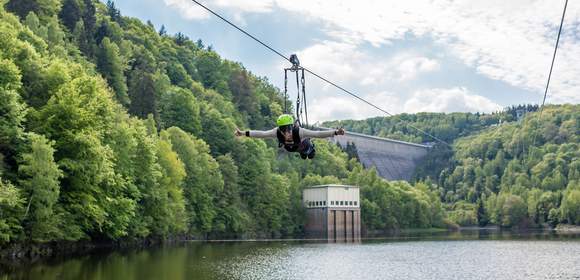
[{"xmin": 2, "ymin": 230, "xmax": 580, "ymax": 280}]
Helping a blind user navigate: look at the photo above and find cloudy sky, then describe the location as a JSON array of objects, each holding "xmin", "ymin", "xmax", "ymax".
[{"xmin": 110, "ymin": 0, "xmax": 579, "ymax": 122}]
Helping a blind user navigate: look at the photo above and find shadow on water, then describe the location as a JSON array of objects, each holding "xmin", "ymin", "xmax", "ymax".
[{"xmin": 1, "ymin": 229, "xmax": 579, "ymax": 280}]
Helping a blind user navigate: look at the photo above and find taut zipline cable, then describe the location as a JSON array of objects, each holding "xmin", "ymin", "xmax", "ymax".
[
  {"xmin": 538, "ymin": 0, "xmax": 568, "ymax": 116},
  {"xmin": 527, "ymin": 0, "xmax": 568, "ymax": 163}
]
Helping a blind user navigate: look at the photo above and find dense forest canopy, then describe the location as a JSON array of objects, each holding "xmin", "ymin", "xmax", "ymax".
[
  {"xmin": 324, "ymin": 105, "xmax": 580, "ymax": 227},
  {"xmin": 0, "ymin": 0, "xmax": 447, "ymax": 246}
]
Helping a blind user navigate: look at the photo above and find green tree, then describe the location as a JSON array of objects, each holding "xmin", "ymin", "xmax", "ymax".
[
  {"xmin": 46, "ymin": 17, "xmax": 65, "ymax": 48},
  {"xmin": 166, "ymin": 127, "xmax": 222, "ymax": 235},
  {"xmin": 128, "ymin": 48, "xmax": 158, "ymax": 119},
  {"xmin": 212, "ymin": 154, "xmax": 249, "ymax": 237},
  {"xmin": 106, "ymin": 0, "xmax": 121, "ymax": 22},
  {"xmin": 0, "ymin": 58, "xmax": 26, "ymax": 168},
  {"xmin": 560, "ymin": 189, "xmax": 580, "ymax": 225},
  {"xmin": 72, "ymin": 20, "xmax": 90, "ymax": 56},
  {"xmin": 476, "ymin": 197, "xmax": 488, "ymax": 226},
  {"xmin": 132, "ymin": 123, "xmax": 167, "ymax": 237},
  {"xmin": 159, "ymin": 87, "xmax": 201, "ymax": 134},
  {"xmin": 0, "ymin": 177, "xmax": 23, "ymax": 244},
  {"xmin": 80, "ymin": 0, "xmax": 96, "ymax": 44},
  {"xmin": 34, "ymin": 75, "xmax": 136, "ymax": 240},
  {"xmin": 24, "ymin": 12, "xmax": 44, "ymax": 37},
  {"xmin": 229, "ymin": 67, "xmax": 258, "ymax": 126},
  {"xmin": 18, "ymin": 133, "xmax": 63, "ymax": 241},
  {"xmin": 196, "ymin": 51, "xmax": 229, "ymax": 95},
  {"xmin": 166, "ymin": 61, "xmax": 193, "ymax": 88},
  {"xmin": 97, "ymin": 37, "xmax": 129, "ymax": 105},
  {"xmin": 6, "ymin": 0, "xmax": 38, "ymax": 19},
  {"xmin": 501, "ymin": 195, "xmax": 527, "ymax": 227},
  {"xmin": 199, "ymin": 103, "xmax": 235, "ymax": 156},
  {"xmin": 157, "ymin": 132, "xmax": 188, "ymax": 234},
  {"xmin": 59, "ymin": 0, "xmax": 81, "ymax": 31},
  {"xmin": 527, "ymin": 188, "xmax": 543, "ymax": 224}
]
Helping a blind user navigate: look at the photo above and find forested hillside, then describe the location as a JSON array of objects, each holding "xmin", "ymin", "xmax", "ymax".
[
  {"xmin": 326, "ymin": 105, "xmax": 580, "ymax": 228},
  {"xmin": 442, "ymin": 105, "xmax": 579, "ymax": 227},
  {"xmin": 323, "ymin": 105, "xmax": 539, "ymax": 144},
  {"xmin": 0, "ymin": 0, "xmax": 445, "ymax": 247}
]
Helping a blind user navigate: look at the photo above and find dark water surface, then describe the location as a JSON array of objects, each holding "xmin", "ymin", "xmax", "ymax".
[{"xmin": 2, "ymin": 230, "xmax": 580, "ymax": 280}]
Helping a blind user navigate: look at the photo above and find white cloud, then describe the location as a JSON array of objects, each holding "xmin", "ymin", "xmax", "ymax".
[
  {"xmin": 393, "ymin": 55, "xmax": 440, "ymax": 81},
  {"xmin": 296, "ymin": 41, "xmax": 370, "ymax": 85},
  {"xmin": 308, "ymin": 91, "xmax": 401, "ymax": 123},
  {"xmin": 164, "ymin": 0, "xmax": 274, "ymax": 21},
  {"xmin": 403, "ymin": 87, "xmax": 502, "ymax": 113},
  {"xmin": 215, "ymin": 0, "xmax": 274, "ymax": 13},
  {"xmin": 163, "ymin": 0, "xmax": 209, "ymax": 20},
  {"xmin": 274, "ymin": 0, "xmax": 580, "ymax": 104},
  {"xmin": 307, "ymin": 87, "xmax": 500, "ymax": 122},
  {"xmin": 294, "ymin": 41, "xmax": 439, "ymax": 88}
]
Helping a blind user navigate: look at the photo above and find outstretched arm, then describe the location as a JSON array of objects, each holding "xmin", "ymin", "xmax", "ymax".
[
  {"xmin": 235, "ymin": 127, "xmax": 278, "ymax": 139},
  {"xmin": 299, "ymin": 127, "xmax": 345, "ymax": 139}
]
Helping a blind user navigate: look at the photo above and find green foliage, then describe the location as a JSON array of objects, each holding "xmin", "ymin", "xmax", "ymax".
[
  {"xmin": 500, "ymin": 194, "xmax": 527, "ymax": 227},
  {"xmin": 59, "ymin": 0, "xmax": 81, "ymax": 31},
  {"xmin": 199, "ymin": 104, "xmax": 236, "ymax": 156},
  {"xmin": 0, "ymin": 58, "xmax": 26, "ymax": 161},
  {"xmin": 229, "ymin": 67, "xmax": 258, "ymax": 126},
  {"xmin": 159, "ymin": 87, "xmax": 201, "ymax": 134},
  {"xmin": 347, "ymin": 165, "xmax": 444, "ymax": 231},
  {"xmin": 327, "ymin": 102, "xmax": 578, "ymax": 229},
  {"xmin": 127, "ymin": 47, "xmax": 159, "ymax": 119},
  {"xmin": 396, "ymin": 105, "xmax": 580, "ymax": 228},
  {"xmin": 166, "ymin": 127, "xmax": 222, "ymax": 235},
  {"xmin": 0, "ymin": 177, "xmax": 23, "ymax": 244},
  {"xmin": 212, "ymin": 154, "xmax": 249, "ymax": 237},
  {"xmin": 6, "ymin": 0, "xmax": 61, "ymax": 19},
  {"xmin": 560, "ymin": 185, "xmax": 580, "ymax": 225},
  {"xmin": 157, "ymin": 132, "xmax": 188, "ymax": 234},
  {"xmin": 195, "ymin": 51, "xmax": 228, "ymax": 95},
  {"xmin": 97, "ymin": 37, "xmax": 129, "ymax": 105},
  {"xmin": 18, "ymin": 133, "xmax": 63, "ymax": 242},
  {"xmin": 32, "ymin": 74, "xmax": 136, "ymax": 240}
]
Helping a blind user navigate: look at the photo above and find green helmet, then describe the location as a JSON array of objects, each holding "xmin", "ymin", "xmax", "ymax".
[{"xmin": 276, "ymin": 114, "xmax": 294, "ymax": 127}]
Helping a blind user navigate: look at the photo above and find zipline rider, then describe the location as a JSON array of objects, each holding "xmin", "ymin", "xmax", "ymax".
[{"xmin": 235, "ymin": 114, "xmax": 345, "ymax": 159}]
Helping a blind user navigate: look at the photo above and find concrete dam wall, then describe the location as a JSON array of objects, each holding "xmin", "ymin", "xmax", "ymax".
[{"xmin": 321, "ymin": 129, "xmax": 431, "ymax": 181}]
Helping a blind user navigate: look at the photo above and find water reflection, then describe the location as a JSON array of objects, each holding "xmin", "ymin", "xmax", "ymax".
[{"xmin": 2, "ymin": 230, "xmax": 579, "ymax": 280}]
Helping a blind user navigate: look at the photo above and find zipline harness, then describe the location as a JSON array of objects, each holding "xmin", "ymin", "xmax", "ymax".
[{"xmin": 284, "ymin": 54, "xmax": 308, "ymax": 128}]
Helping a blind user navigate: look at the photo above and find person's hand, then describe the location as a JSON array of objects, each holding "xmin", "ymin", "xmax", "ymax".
[
  {"xmin": 336, "ymin": 127, "xmax": 345, "ymax": 135},
  {"xmin": 234, "ymin": 127, "xmax": 243, "ymax": 137}
]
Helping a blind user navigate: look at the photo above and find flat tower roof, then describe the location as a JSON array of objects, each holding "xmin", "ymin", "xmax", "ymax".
[{"xmin": 304, "ymin": 184, "xmax": 359, "ymax": 189}]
